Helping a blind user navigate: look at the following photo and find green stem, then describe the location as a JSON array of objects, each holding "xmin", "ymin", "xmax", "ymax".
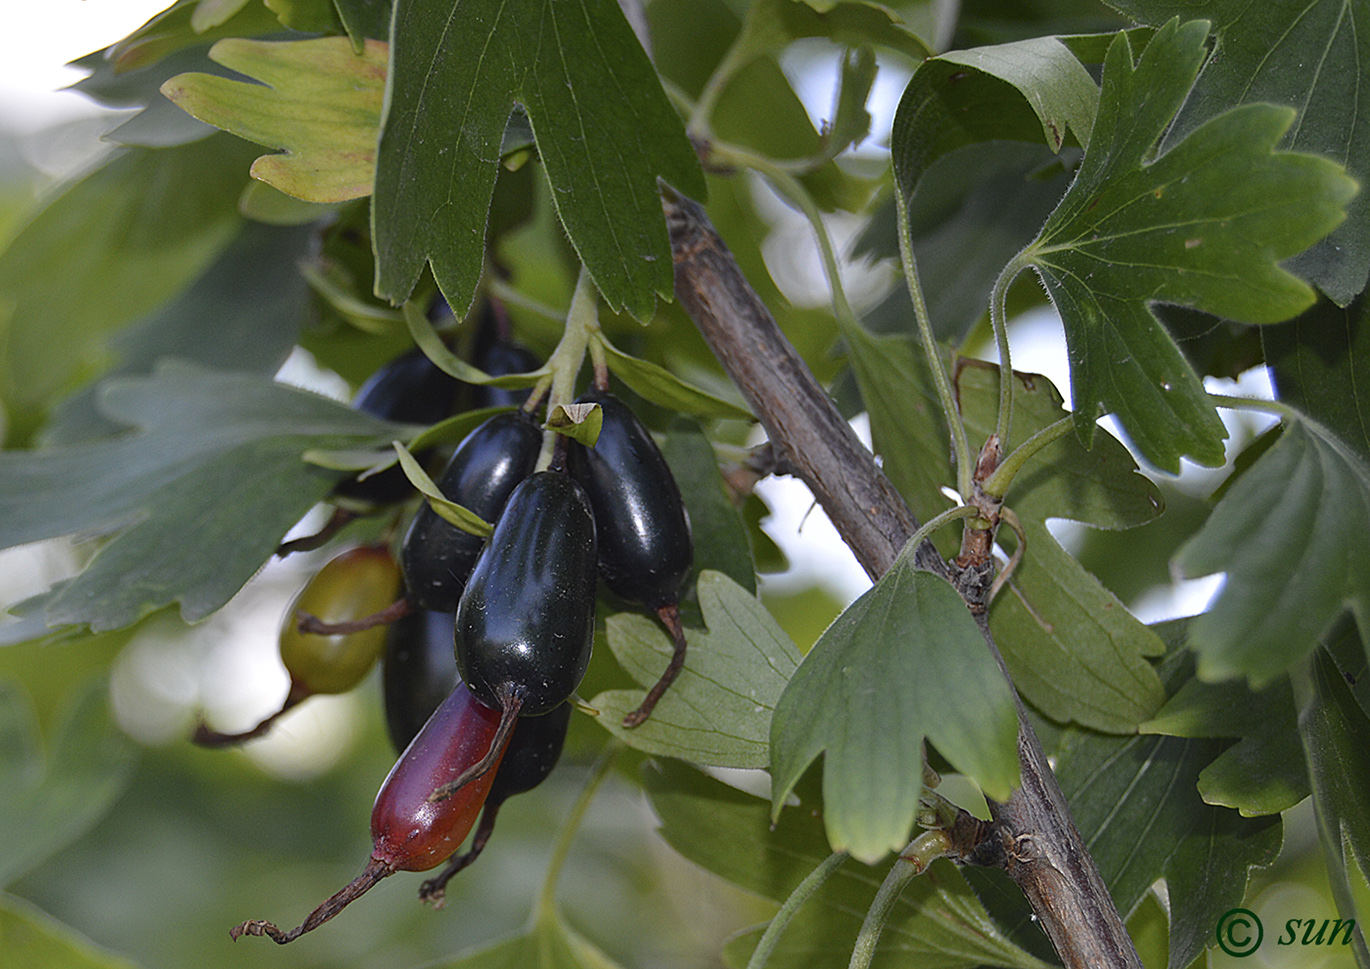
[
  {"xmin": 848, "ymin": 854, "xmax": 923, "ymax": 969},
  {"xmin": 898, "ymin": 505, "xmax": 979, "ymax": 565},
  {"xmin": 689, "ymin": 38, "xmax": 753, "ymax": 141},
  {"xmin": 1208, "ymin": 393, "xmax": 1298, "ymax": 421},
  {"xmin": 980, "ymin": 415, "xmax": 1076, "ymax": 500},
  {"xmin": 988, "ymin": 250, "xmax": 1030, "ymax": 455},
  {"xmin": 708, "ymin": 144, "xmax": 855, "ymax": 320},
  {"xmin": 534, "ymin": 740, "xmax": 622, "ymax": 921},
  {"xmin": 746, "ymin": 851, "xmax": 848, "ymax": 969},
  {"xmin": 536, "ymin": 267, "xmax": 600, "ymax": 471},
  {"xmin": 894, "ymin": 185, "xmax": 974, "ymax": 499}
]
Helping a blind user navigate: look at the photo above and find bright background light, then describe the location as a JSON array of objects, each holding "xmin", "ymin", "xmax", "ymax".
[{"xmin": 0, "ymin": 2, "xmax": 172, "ymax": 132}]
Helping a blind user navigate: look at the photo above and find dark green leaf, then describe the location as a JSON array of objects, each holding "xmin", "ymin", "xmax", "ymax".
[
  {"xmin": 1176, "ymin": 419, "xmax": 1370, "ymax": 685},
  {"xmin": 1107, "ymin": 0, "xmax": 1370, "ymax": 304},
  {"xmin": 1049, "ymin": 648, "xmax": 1281, "ymax": 967},
  {"xmin": 333, "ymin": 0, "xmax": 393, "ymax": 44},
  {"xmin": 770, "ymin": 564, "xmax": 1018, "ymax": 862},
  {"xmin": 373, "ymin": 0, "xmax": 706, "ymax": 319},
  {"xmin": 0, "ymin": 137, "xmax": 257, "ymax": 428},
  {"xmin": 1142, "ymin": 667, "xmax": 1308, "ymax": 816},
  {"xmin": 725, "ymin": 0, "xmax": 929, "ymax": 66},
  {"xmin": 1024, "ymin": 20, "xmax": 1357, "ymax": 471},
  {"xmin": 711, "ymin": 55, "xmax": 827, "ymax": 164},
  {"xmin": 593, "ymin": 571, "xmax": 800, "ymax": 768},
  {"xmin": 1323, "ymin": 613, "xmax": 1370, "ymax": 722},
  {"xmin": 0, "ymin": 893, "xmax": 142, "ymax": 969},
  {"xmin": 67, "ymin": 43, "xmax": 223, "ymax": 148},
  {"xmin": 661, "ymin": 418, "xmax": 757, "ymax": 595},
  {"xmin": 859, "ymin": 143, "xmax": 1075, "ymax": 343},
  {"xmin": 958, "ymin": 2, "xmax": 1129, "ymax": 47},
  {"xmin": 44, "ymin": 221, "xmax": 315, "ymax": 445},
  {"xmin": 0, "ymin": 364, "xmax": 406, "ymax": 632},
  {"xmin": 1155, "ymin": 305, "xmax": 1265, "ymax": 382},
  {"xmin": 163, "ymin": 37, "xmax": 389, "ymax": 203},
  {"xmin": 1163, "ymin": 808, "xmax": 1283, "ymax": 969},
  {"xmin": 1298, "ymin": 648, "xmax": 1370, "ymax": 963},
  {"xmin": 891, "ymin": 32, "xmax": 1096, "ymax": 202},
  {"xmin": 265, "ymin": 0, "xmax": 343, "ymax": 32},
  {"xmin": 100, "ymin": 0, "xmax": 283, "ymax": 74},
  {"xmin": 0, "ymin": 681, "xmax": 137, "ymax": 888},
  {"xmin": 822, "ymin": 46, "xmax": 877, "ymax": 162},
  {"xmin": 645, "ymin": 0, "xmax": 739, "ymax": 102},
  {"xmin": 646, "ymin": 760, "xmax": 1052, "ymax": 969},
  {"xmin": 841, "ymin": 328, "xmax": 950, "ymax": 528},
  {"xmin": 1265, "ymin": 295, "xmax": 1370, "ymax": 464},
  {"xmin": 992, "ymin": 528, "xmax": 1167, "ymax": 731}
]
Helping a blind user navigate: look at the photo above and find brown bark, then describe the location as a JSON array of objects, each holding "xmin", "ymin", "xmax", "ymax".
[{"xmin": 664, "ymin": 191, "xmax": 1142, "ymax": 969}]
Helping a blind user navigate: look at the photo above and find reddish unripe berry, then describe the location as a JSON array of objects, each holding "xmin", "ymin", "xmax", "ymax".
[{"xmin": 371, "ymin": 681, "xmax": 508, "ymax": 872}]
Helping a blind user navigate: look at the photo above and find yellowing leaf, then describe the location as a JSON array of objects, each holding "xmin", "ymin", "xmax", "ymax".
[{"xmin": 163, "ymin": 37, "xmax": 387, "ymax": 203}]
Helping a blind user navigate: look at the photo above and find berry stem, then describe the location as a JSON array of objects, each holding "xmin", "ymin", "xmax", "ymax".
[
  {"xmin": 623, "ymin": 602, "xmax": 689, "ymax": 727},
  {"xmin": 428, "ymin": 690, "xmax": 524, "ymax": 803},
  {"xmin": 230, "ymin": 857, "xmax": 392, "ymax": 944}
]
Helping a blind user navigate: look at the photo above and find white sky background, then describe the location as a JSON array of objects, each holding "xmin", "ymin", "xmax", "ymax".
[{"xmin": 0, "ymin": 2, "xmax": 173, "ymax": 133}]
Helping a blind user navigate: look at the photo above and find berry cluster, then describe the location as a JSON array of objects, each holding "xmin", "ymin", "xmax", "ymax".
[{"xmin": 199, "ymin": 317, "xmax": 695, "ymax": 944}]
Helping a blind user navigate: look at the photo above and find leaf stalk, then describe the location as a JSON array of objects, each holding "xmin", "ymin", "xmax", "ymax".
[
  {"xmin": 534, "ymin": 740, "xmax": 621, "ymax": 921},
  {"xmin": 745, "ymin": 851, "xmax": 848, "ymax": 969},
  {"xmin": 536, "ymin": 267, "xmax": 600, "ymax": 471},
  {"xmin": 894, "ymin": 185, "xmax": 975, "ymax": 498},
  {"xmin": 981, "ymin": 416, "xmax": 1077, "ymax": 499},
  {"xmin": 988, "ymin": 250, "xmax": 1032, "ymax": 454}
]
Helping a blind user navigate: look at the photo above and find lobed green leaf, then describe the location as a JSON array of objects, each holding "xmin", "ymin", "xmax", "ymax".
[
  {"xmin": 1298, "ymin": 648, "xmax": 1370, "ymax": 962},
  {"xmin": 0, "ymin": 364, "xmax": 407, "ymax": 633},
  {"xmin": 593, "ymin": 571, "xmax": 800, "ymax": 768},
  {"xmin": 1024, "ymin": 19, "xmax": 1357, "ymax": 471},
  {"xmin": 1110, "ymin": 0, "xmax": 1370, "ymax": 305},
  {"xmin": 847, "ymin": 334, "xmax": 1166, "ymax": 731},
  {"xmin": 43, "ymin": 221, "xmax": 315, "ymax": 445},
  {"xmin": 892, "ymin": 33, "xmax": 1098, "ymax": 200},
  {"xmin": 1176, "ymin": 418, "xmax": 1370, "ymax": 685},
  {"xmin": 373, "ymin": 0, "xmax": 706, "ymax": 319},
  {"xmin": 1142, "ymin": 662, "xmax": 1308, "ymax": 816},
  {"xmin": 1265, "ymin": 295, "xmax": 1370, "ymax": 465},
  {"xmin": 0, "ymin": 137, "xmax": 255, "ymax": 430},
  {"xmin": 770, "ymin": 564, "xmax": 1018, "ymax": 862},
  {"xmin": 1048, "ymin": 644, "xmax": 1282, "ymax": 968}
]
